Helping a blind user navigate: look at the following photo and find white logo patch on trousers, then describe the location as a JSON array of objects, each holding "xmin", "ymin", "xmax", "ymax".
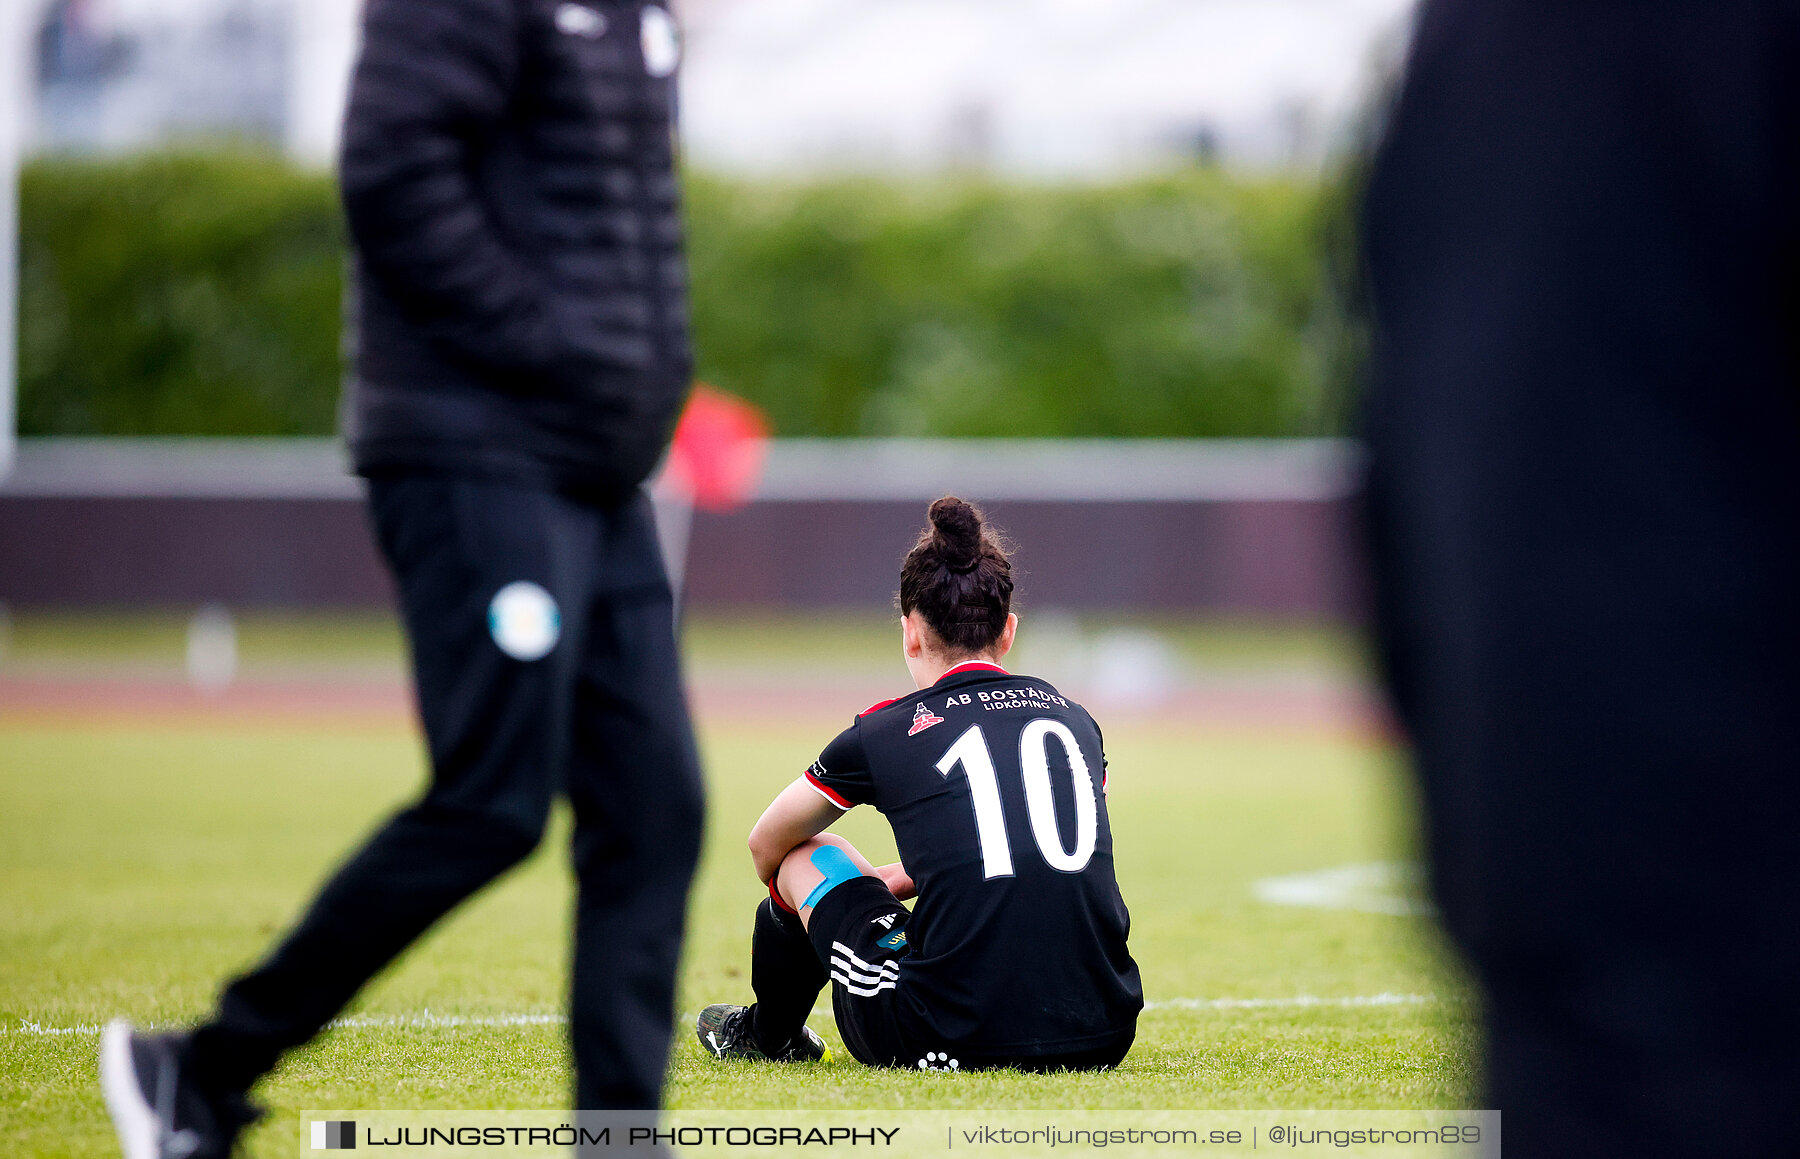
[
  {"xmin": 640, "ymin": 6, "xmax": 680, "ymax": 77},
  {"xmin": 488, "ymin": 582, "xmax": 562, "ymax": 661}
]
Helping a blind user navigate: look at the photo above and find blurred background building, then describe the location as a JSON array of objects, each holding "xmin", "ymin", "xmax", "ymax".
[
  {"xmin": 23, "ymin": 0, "xmax": 1413, "ymax": 174},
  {"xmin": 33, "ymin": 0, "xmax": 292, "ymax": 156}
]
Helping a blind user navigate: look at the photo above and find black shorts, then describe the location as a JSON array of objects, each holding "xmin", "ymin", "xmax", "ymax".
[{"xmin": 806, "ymin": 877, "xmax": 1133, "ymax": 1072}]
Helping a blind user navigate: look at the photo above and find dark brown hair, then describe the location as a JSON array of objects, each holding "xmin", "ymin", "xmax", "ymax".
[{"xmin": 898, "ymin": 496, "xmax": 1014, "ymax": 655}]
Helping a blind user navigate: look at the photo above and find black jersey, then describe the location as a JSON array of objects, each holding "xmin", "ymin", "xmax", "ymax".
[{"xmin": 805, "ymin": 661, "xmax": 1143, "ymax": 1056}]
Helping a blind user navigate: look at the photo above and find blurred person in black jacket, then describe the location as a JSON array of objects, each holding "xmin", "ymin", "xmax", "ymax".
[
  {"xmin": 1361, "ymin": 2, "xmax": 1800, "ymax": 1156},
  {"xmin": 100, "ymin": 2, "xmax": 703, "ymax": 1154}
]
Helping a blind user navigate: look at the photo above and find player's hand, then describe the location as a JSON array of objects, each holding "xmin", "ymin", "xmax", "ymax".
[{"xmin": 874, "ymin": 862, "xmax": 916, "ymax": 902}]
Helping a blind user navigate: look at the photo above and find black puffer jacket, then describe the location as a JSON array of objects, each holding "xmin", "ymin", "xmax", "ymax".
[{"xmin": 339, "ymin": 0, "xmax": 691, "ymax": 502}]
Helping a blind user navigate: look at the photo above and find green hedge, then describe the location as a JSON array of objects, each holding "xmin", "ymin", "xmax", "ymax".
[
  {"xmin": 19, "ymin": 154, "xmax": 347, "ymax": 436},
  {"xmin": 18, "ymin": 153, "xmax": 1354, "ymax": 437}
]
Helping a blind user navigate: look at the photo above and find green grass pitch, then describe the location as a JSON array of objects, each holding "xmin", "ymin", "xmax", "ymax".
[{"xmin": 0, "ymin": 620, "xmax": 1477, "ymax": 1157}]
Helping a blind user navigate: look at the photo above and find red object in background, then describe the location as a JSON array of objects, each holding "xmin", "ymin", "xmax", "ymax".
[{"xmin": 665, "ymin": 385, "xmax": 772, "ymax": 511}]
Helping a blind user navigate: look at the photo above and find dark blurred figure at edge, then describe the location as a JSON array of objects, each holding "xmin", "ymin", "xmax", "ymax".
[
  {"xmin": 100, "ymin": 1, "xmax": 703, "ymax": 1155},
  {"xmin": 1361, "ymin": 2, "xmax": 1800, "ymax": 1156}
]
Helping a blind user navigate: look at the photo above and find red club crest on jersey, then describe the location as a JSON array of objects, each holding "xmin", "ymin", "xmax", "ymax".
[{"xmin": 907, "ymin": 701, "xmax": 946, "ymax": 736}]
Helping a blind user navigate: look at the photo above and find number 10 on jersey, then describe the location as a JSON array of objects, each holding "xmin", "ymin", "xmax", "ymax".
[{"xmin": 935, "ymin": 721, "xmax": 1099, "ymax": 878}]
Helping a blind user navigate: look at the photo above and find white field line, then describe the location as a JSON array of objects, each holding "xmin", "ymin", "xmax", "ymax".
[
  {"xmin": 3, "ymin": 1011, "xmax": 569, "ymax": 1038},
  {"xmin": 1143, "ymin": 992, "xmax": 1438, "ymax": 1012},
  {"xmin": 1252, "ymin": 863, "xmax": 1438, "ymax": 918},
  {"xmin": 5, "ymin": 995, "xmax": 1440, "ymax": 1038},
  {"xmin": 328, "ymin": 1011, "xmax": 567, "ymax": 1030}
]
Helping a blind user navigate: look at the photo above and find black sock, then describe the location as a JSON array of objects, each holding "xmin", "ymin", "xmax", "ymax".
[{"xmin": 749, "ymin": 896, "xmax": 826, "ymax": 1053}]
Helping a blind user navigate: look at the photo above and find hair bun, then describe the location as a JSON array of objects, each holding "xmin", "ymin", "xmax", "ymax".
[
  {"xmin": 928, "ymin": 496, "xmax": 983, "ymax": 573},
  {"xmin": 900, "ymin": 496, "xmax": 1014, "ymax": 653}
]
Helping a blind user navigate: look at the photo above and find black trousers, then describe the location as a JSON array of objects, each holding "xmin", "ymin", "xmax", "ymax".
[
  {"xmin": 1362, "ymin": 3, "xmax": 1800, "ymax": 1156},
  {"xmin": 186, "ymin": 475, "xmax": 705, "ymax": 1109}
]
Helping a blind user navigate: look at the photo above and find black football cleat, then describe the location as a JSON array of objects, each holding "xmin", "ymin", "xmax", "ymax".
[
  {"xmin": 100, "ymin": 1021, "xmax": 262, "ymax": 1159},
  {"xmin": 695, "ymin": 1003, "xmax": 829, "ymax": 1062}
]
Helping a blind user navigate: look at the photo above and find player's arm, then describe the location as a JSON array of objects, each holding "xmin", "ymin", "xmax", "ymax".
[
  {"xmin": 751, "ymin": 721, "xmax": 878, "ymax": 883},
  {"xmin": 747, "ymin": 779, "xmax": 843, "ymax": 885}
]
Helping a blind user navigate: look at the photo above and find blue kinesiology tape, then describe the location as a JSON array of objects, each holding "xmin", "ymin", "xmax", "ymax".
[{"xmin": 802, "ymin": 844, "xmax": 863, "ymax": 909}]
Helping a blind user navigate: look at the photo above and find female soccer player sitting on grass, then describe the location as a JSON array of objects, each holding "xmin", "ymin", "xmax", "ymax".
[{"xmin": 697, "ymin": 497, "xmax": 1142, "ymax": 1072}]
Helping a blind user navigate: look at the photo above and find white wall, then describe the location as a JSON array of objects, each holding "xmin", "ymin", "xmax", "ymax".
[
  {"xmin": 679, "ymin": 0, "xmax": 1416, "ymax": 176},
  {"xmin": 286, "ymin": 0, "xmax": 359, "ymax": 167},
  {"xmin": 28, "ymin": 0, "xmax": 1412, "ymax": 174}
]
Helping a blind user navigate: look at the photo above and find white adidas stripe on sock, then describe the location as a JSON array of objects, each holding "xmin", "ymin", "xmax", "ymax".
[
  {"xmin": 830, "ymin": 958, "xmax": 898, "ymax": 986},
  {"xmin": 831, "ymin": 941, "xmax": 900, "ymax": 975},
  {"xmin": 829, "ymin": 971, "xmax": 898, "ymax": 997}
]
